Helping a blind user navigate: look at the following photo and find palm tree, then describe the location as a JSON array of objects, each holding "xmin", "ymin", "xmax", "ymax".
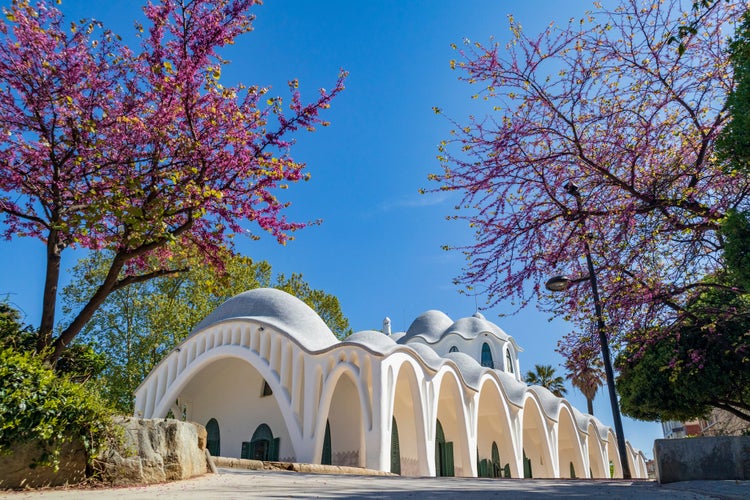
[
  {"xmin": 564, "ymin": 357, "xmax": 604, "ymax": 415},
  {"xmin": 524, "ymin": 364, "xmax": 567, "ymax": 397}
]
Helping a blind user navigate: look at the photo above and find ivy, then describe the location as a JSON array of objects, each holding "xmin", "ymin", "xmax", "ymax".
[{"xmin": 0, "ymin": 347, "xmax": 114, "ymax": 470}]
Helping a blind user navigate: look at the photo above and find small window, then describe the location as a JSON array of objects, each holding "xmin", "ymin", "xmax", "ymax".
[
  {"xmin": 481, "ymin": 342, "xmax": 493, "ymax": 368},
  {"xmin": 505, "ymin": 349, "xmax": 514, "ymax": 374},
  {"xmin": 449, "ymin": 346, "xmax": 459, "ymax": 353},
  {"xmin": 262, "ymin": 380, "xmax": 273, "ymax": 397}
]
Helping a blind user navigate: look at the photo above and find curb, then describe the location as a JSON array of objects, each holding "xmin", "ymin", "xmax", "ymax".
[{"xmin": 211, "ymin": 456, "xmax": 395, "ymax": 476}]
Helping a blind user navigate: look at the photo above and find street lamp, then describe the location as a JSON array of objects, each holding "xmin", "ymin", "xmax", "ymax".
[{"xmin": 545, "ymin": 181, "xmax": 632, "ymax": 479}]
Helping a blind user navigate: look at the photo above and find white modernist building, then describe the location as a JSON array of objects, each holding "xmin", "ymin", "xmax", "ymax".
[{"xmin": 134, "ymin": 288, "xmax": 647, "ymax": 478}]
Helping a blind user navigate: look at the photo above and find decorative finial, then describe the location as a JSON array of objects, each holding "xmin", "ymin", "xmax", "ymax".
[{"xmin": 383, "ymin": 317, "xmax": 391, "ymax": 335}]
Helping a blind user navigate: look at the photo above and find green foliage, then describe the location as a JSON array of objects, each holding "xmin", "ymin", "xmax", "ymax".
[
  {"xmin": 721, "ymin": 210, "xmax": 750, "ymax": 291},
  {"xmin": 717, "ymin": 10, "xmax": 750, "ymax": 171},
  {"xmin": 0, "ymin": 301, "xmax": 106, "ymax": 383},
  {"xmin": 524, "ymin": 364, "xmax": 567, "ymax": 397},
  {"xmin": 63, "ymin": 250, "xmax": 352, "ymax": 412},
  {"xmin": 0, "ymin": 346, "xmax": 114, "ymax": 468},
  {"xmin": 0, "ymin": 301, "xmax": 36, "ymax": 352},
  {"xmin": 617, "ymin": 286, "xmax": 750, "ymax": 423}
]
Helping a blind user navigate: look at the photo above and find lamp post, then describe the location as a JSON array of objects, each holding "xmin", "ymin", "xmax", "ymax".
[{"xmin": 545, "ymin": 181, "xmax": 632, "ymax": 479}]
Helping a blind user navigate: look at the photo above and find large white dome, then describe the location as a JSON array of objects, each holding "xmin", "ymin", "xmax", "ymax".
[{"xmin": 190, "ymin": 288, "xmax": 338, "ymax": 351}]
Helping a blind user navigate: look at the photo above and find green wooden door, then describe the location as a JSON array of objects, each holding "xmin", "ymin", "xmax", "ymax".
[
  {"xmin": 441, "ymin": 441, "xmax": 455, "ymax": 477},
  {"xmin": 269, "ymin": 437, "xmax": 280, "ymax": 461},
  {"xmin": 491, "ymin": 441, "xmax": 500, "ymax": 478},
  {"xmin": 321, "ymin": 420, "xmax": 332, "ymax": 465},
  {"xmin": 390, "ymin": 417, "xmax": 401, "ymax": 474},
  {"xmin": 206, "ymin": 418, "xmax": 220, "ymax": 457},
  {"xmin": 250, "ymin": 423, "xmax": 274, "ymax": 460},
  {"xmin": 523, "ymin": 450, "xmax": 533, "ymax": 478}
]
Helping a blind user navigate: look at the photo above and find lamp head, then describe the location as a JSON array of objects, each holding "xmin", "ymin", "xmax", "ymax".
[{"xmin": 545, "ymin": 275, "xmax": 571, "ymax": 292}]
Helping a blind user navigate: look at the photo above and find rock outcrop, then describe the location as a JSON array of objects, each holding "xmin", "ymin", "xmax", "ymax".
[{"xmin": 94, "ymin": 417, "xmax": 208, "ymax": 486}]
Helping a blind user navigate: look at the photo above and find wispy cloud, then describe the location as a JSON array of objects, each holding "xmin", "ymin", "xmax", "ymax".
[{"xmin": 378, "ymin": 191, "xmax": 453, "ymax": 212}]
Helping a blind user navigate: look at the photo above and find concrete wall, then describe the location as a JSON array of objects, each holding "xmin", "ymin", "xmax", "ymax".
[{"xmin": 654, "ymin": 436, "xmax": 750, "ymax": 483}]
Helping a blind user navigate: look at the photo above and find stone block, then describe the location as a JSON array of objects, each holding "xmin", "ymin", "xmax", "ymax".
[{"xmin": 654, "ymin": 436, "xmax": 750, "ymax": 483}]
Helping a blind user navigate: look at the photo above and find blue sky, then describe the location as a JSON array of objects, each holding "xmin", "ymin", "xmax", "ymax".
[{"xmin": 0, "ymin": 0, "xmax": 663, "ymax": 457}]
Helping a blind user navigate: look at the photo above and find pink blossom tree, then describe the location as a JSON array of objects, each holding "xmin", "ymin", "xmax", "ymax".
[
  {"xmin": 0, "ymin": 0, "xmax": 345, "ymax": 363},
  {"xmin": 430, "ymin": 0, "xmax": 748, "ymax": 359}
]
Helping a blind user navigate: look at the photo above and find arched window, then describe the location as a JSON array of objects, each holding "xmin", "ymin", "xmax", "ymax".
[
  {"xmin": 206, "ymin": 418, "xmax": 220, "ymax": 457},
  {"xmin": 449, "ymin": 346, "xmax": 459, "ymax": 353},
  {"xmin": 481, "ymin": 342, "xmax": 493, "ymax": 368},
  {"xmin": 505, "ymin": 349, "xmax": 515, "ymax": 374}
]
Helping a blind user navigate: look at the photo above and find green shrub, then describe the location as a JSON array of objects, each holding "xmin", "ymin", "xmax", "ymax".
[{"xmin": 0, "ymin": 346, "xmax": 114, "ymax": 469}]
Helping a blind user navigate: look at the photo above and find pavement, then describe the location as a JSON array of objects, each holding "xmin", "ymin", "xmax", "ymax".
[{"xmin": 0, "ymin": 468, "xmax": 748, "ymax": 499}]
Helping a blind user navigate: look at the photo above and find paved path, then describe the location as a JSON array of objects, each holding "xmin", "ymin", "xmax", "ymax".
[{"xmin": 1, "ymin": 469, "xmax": 748, "ymax": 499}]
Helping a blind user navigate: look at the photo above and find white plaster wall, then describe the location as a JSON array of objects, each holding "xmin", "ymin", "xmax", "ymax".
[
  {"xmin": 391, "ymin": 361, "xmax": 425, "ymax": 476},
  {"xmin": 557, "ymin": 409, "xmax": 586, "ymax": 478},
  {"xmin": 475, "ymin": 379, "xmax": 518, "ymax": 474},
  {"xmin": 325, "ymin": 372, "xmax": 363, "ymax": 467},
  {"xmin": 178, "ymin": 357, "xmax": 295, "ymax": 461},
  {"xmin": 521, "ymin": 399, "xmax": 555, "ymax": 478}
]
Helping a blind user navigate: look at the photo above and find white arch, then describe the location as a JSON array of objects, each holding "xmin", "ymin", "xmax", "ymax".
[
  {"xmin": 520, "ymin": 392, "xmax": 556, "ymax": 478},
  {"xmin": 432, "ymin": 367, "xmax": 473, "ymax": 477},
  {"xmin": 387, "ymin": 356, "xmax": 430, "ymax": 476},
  {"xmin": 475, "ymin": 376, "xmax": 520, "ymax": 477},
  {"xmin": 149, "ymin": 343, "xmax": 303, "ymax": 458},
  {"xmin": 313, "ymin": 363, "xmax": 368, "ymax": 466},
  {"xmin": 586, "ymin": 422, "xmax": 609, "ymax": 478},
  {"xmin": 556, "ymin": 405, "xmax": 587, "ymax": 478},
  {"xmin": 606, "ymin": 430, "xmax": 623, "ymax": 478}
]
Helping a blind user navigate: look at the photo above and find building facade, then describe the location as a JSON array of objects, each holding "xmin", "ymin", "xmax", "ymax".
[{"xmin": 134, "ymin": 288, "xmax": 647, "ymax": 478}]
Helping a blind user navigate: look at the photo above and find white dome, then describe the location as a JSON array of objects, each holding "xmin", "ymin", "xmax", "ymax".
[
  {"xmin": 401, "ymin": 310, "xmax": 454, "ymax": 343},
  {"xmin": 345, "ymin": 330, "xmax": 398, "ymax": 353},
  {"xmin": 444, "ymin": 315, "xmax": 510, "ymax": 342},
  {"xmin": 189, "ymin": 288, "xmax": 338, "ymax": 351}
]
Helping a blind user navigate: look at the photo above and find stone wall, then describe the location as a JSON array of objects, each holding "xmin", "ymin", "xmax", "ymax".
[
  {"xmin": 654, "ymin": 436, "xmax": 750, "ymax": 483},
  {"xmin": 0, "ymin": 439, "xmax": 87, "ymax": 489}
]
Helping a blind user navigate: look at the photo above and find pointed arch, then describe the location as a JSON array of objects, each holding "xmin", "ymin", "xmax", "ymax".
[
  {"xmin": 587, "ymin": 422, "xmax": 608, "ymax": 478},
  {"xmin": 521, "ymin": 394, "xmax": 555, "ymax": 478},
  {"xmin": 389, "ymin": 359, "xmax": 428, "ymax": 476},
  {"xmin": 607, "ymin": 430, "xmax": 623, "ymax": 478},
  {"xmin": 315, "ymin": 367, "xmax": 365, "ymax": 467},
  {"xmin": 434, "ymin": 370, "xmax": 472, "ymax": 477},
  {"xmin": 476, "ymin": 377, "xmax": 519, "ymax": 477},
  {"xmin": 154, "ymin": 350, "xmax": 299, "ymax": 461},
  {"xmin": 557, "ymin": 406, "xmax": 586, "ymax": 478}
]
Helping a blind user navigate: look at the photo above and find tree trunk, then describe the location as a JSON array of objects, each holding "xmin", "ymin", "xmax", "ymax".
[
  {"xmin": 47, "ymin": 253, "xmax": 126, "ymax": 365},
  {"xmin": 587, "ymin": 397, "xmax": 594, "ymax": 416},
  {"xmin": 38, "ymin": 229, "xmax": 63, "ymax": 354}
]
